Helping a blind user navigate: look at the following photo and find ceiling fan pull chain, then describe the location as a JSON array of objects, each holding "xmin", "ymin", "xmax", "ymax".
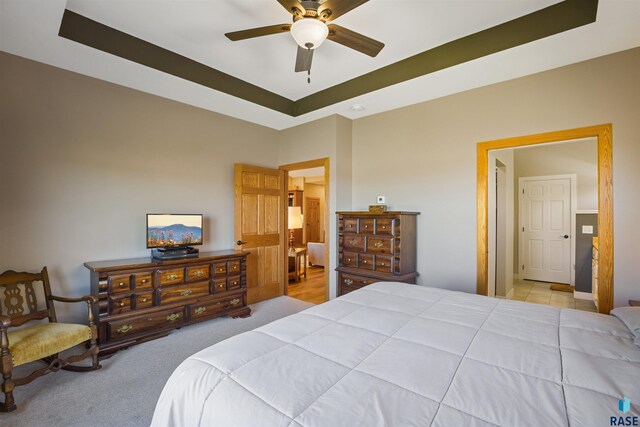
[{"xmin": 307, "ymin": 45, "xmax": 312, "ymax": 84}]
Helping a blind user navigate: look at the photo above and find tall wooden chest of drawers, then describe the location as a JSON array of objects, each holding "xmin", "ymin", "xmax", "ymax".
[
  {"xmin": 84, "ymin": 250, "xmax": 251, "ymax": 357},
  {"xmin": 336, "ymin": 211, "xmax": 419, "ymax": 296}
]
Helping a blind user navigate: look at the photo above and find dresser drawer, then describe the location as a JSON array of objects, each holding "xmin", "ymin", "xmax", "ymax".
[
  {"xmin": 228, "ymin": 261, "xmax": 241, "ymax": 275},
  {"xmin": 375, "ymin": 255, "xmax": 393, "ymax": 273},
  {"xmin": 214, "ymin": 262, "xmax": 227, "ymax": 277},
  {"xmin": 359, "ymin": 219, "xmax": 375, "ymax": 234},
  {"xmin": 157, "ymin": 268, "xmax": 184, "ymax": 286},
  {"xmin": 342, "ymin": 252, "xmax": 358, "ymax": 268},
  {"xmin": 109, "ymin": 295, "xmax": 132, "ymax": 315},
  {"xmin": 109, "ymin": 274, "xmax": 131, "ymax": 294},
  {"xmin": 367, "ymin": 237, "xmax": 394, "ymax": 254},
  {"xmin": 358, "ymin": 254, "xmax": 374, "ymax": 270},
  {"xmin": 134, "ymin": 272, "xmax": 153, "ymax": 291},
  {"xmin": 190, "ymin": 295, "xmax": 244, "ymax": 321},
  {"xmin": 339, "ymin": 273, "xmax": 376, "ymax": 294},
  {"xmin": 344, "ymin": 219, "xmax": 358, "ymax": 233},
  {"xmin": 213, "ymin": 278, "xmax": 227, "ymax": 293},
  {"xmin": 228, "ymin": 275, "xmax": 241, "ymax": 291},
  {"xmin": 159, "ymin": 281, "xmax": 209, "ymax": 305},
  {"xmin": 108, "ymin": 307, "xmax": 184, "ymax": 342},
  {"xmin": 186, "ymin": 265, "xmax": 210, "ymax": 282},
  {"xmin": 343, "ymin": 235, "xmax": 366, "ymax": 252},
  {"xmin": 376, "ymin": 219, "xmax": 394, "ymax": 236},
  {"xmin": 135, "ymin": 292, "xmax": 154, "ymax": 310}
]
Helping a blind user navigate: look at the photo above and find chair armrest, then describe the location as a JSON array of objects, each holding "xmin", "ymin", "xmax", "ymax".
[{"xmin": 49, "ymin": 294, "xmax": 98, "ymax": 305}]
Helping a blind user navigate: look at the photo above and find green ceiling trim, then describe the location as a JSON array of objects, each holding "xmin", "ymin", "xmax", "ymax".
[
  {"xmin": 58, "ymin": 9, "xmax": 294, "ymax": 115},
  {"xmin": 58, "ymin": 0, "xmax": 598, "ymax": 118},
  {"xmin": 293, "ymin": 0, "xmax": 599, "ymax": 116}
]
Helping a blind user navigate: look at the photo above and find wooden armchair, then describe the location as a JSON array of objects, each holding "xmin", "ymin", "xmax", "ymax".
[{"xmin": 0, "ymin": 267, "xmax": 101, "ymax": 412}]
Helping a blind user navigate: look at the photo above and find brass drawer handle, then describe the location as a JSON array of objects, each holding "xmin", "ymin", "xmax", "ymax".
[
  {"xmin": 364, "ymin": 225, "xmax": 369, "ymax": 228},
  {"xmin": 180, "ymin": 289, "xmax": 193, "ymax": 297},
  {"xmin": 230, "ymin": 298, "xmax": 241, "ymax": 305},
  {"xmin": 231, "ymin": 281, "xmax": 238, "ymax": 286},
  {"xmin": 374, "ymin": 241, "xmax": 383, "ymax": 248},
  {"xmin": 232, "ymin": 265, "xmax": 238, "ymax": 270},
  {"xmin": 118, "ymin": 282, "xmax": 126, "ymax": 288},
  {"xmin": 141, "ymin": 297, "xmax": 148, "ymax": 303},
  {"xmin": 168, "ymin": 274, "xmax": 179, "ymax": 280},
  {"xmin": 119, "ymin": 301, "xmax": 126, "ymax": 307},
  {"xmin": 348, "ymin": 224, "xmax": 353, "ymax": 228},
  {"xmin": 382, "ymin": 225, "xmax": 387, "ymax": 229},
  {"xmin": 217, "ymin": 283, "xmax": 224, "ymax": 288},
  {"xmin": 194, "ymin": 270, "xmax": 203, "ymax": 277},
  {"xmin": 349, "ymin": 239, "xmax": 358, "ymax": 246},
  {"xmin": 117, "ymin": 324, "xmax": 132, "ymax": 334},
  {"xmin": 141, "ymin": 279, "xmax": 147, "ymax": 283},
  {"xmin": 218, "ymin": 268, "xmax": 225, "ymax": 272},
  {"xmin": 345, "ymin": 278, "xmax": 353, "ymax": 285},
  {"xmin": 166, "ymin": 313, "xmax": 180, "ymax": 322},
  {"xmin": 381, "ymin": 262, "xmax": 386, "ymax": 266},
  {"xmin": 347, "ymin": 258, "xmax": 351, "ymax": 262},
  {"xmin": 195, "ymin": 307, "xmax": 206, "ymax": 315},
  {"xmin": 363, "ymin": 260, "xmax": 368, "ymax": 264}
]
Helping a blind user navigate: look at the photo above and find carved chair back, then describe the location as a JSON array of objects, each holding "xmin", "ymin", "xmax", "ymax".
[{"xmin": 0, "ymin": 267, "xmax": 57, "ymax": 327}]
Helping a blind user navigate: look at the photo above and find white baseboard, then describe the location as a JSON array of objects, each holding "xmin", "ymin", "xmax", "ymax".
[
  {"xmin": 574, "ymin": 291, "xmax": 594, "ymax": 301},
  {"xmin": 506, "ymin": 288, "xmax": 514, "ymax": 300}
]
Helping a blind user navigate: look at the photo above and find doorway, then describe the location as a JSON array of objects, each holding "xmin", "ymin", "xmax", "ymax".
[
  {"xmin": 279, "ymin": 158, "xmax": 330, "ymax": 304},
  {"xmin": 478, "ymin": 124, "xmax": 613, "ymax": 313}
]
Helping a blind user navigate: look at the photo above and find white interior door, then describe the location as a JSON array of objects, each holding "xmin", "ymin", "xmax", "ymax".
[{"xmin": 521, "ymin": 177, "xmax": 571, "ymax": 283}]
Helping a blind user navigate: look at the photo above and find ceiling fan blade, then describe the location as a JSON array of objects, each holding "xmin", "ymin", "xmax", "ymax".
[
  {"xmin": 295, "ymin": 46, "xmax": 314, "ymax": 72},
  {"xmin": 317, "ymin": 0, "xmax": 369, "ymax": 22},
  {"xmin": 225, "ymin": 24, "xmax": 291, "ymax": 41},
  {"xmin": 327, "ymin": 24, "xmax": 384, "ymax": 57},
  {"xmin": 276, "ymin": 0, "xmax": 306, "ymax": 16}
]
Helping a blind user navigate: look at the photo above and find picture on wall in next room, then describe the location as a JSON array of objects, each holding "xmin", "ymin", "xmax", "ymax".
[{"xmin": 147, "ymin": 214, "xmax": 203, "ymax": 248}]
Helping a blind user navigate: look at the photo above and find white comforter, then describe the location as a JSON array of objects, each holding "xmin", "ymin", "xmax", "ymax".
[{"xmin": 152, "ymin": 282, "xmax": 640, "ymax": 427}]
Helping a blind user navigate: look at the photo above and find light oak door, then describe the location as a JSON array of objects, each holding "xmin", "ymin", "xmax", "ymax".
[
  {"xmin": 305, "ymin": 197, "xmax": 321, "ymax": 242},
  {"xmin": 234, "ymin": 164, "xmax": 286, "ymax": 303},
  {"xmin": 521, "ymin": 177, "xmax": 571, "ymax": 284}
]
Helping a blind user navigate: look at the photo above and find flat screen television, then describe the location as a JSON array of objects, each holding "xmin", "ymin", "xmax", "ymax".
[{"xmin": 146, "ymin": 214, "xmax": 203, "ymax": 248}]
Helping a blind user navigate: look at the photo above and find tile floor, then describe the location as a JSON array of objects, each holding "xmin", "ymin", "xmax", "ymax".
[{"xmin": 510, "ymin": 280, "xmax": 597, "ymax": 312}]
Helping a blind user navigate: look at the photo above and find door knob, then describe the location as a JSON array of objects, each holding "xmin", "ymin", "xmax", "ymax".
[
  {"xmin": 236, "ymin": 240, "xmax": 247, "ymax": 245},
  {"xmin": 560, "ymin": 235, "xmax": 569, "ymax": 239}
]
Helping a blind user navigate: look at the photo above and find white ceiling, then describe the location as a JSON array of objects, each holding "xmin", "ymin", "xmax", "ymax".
[{"xmin": 2, "ymin": 0, "xmax": 640, "ymax": 130}]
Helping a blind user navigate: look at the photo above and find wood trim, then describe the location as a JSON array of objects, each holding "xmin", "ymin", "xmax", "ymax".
[
  {"xmin": 280, "ymin": 158, "xmax": 330, "ymax": 302},
  {"xmin": 477, "ymin": 124, "xmax": 613, "ymax": 313}
]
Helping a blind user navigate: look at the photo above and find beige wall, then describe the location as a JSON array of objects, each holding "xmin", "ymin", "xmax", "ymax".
[
  {"xmin": 352, "ymin": 47, "xmax": 640, "ymax": 308},
  {"xmin": 0, "ymin": 52, "xmax": 279, "ymax": 321},
  {"xmin": 303, "ymin": 183, "xmax": 325, "ymax": 243}
]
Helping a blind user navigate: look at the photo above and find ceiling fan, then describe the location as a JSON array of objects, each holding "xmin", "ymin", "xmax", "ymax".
[{"xmin": 225, "ymin": 0, "xmax": 384, "ymax": 80}]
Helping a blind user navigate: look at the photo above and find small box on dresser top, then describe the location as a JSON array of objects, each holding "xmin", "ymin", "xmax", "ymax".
[
  {"xmin": 84, "ymin": 250, "xmax": 250, "ymax": 358},
  {"xmin": 336, "ymin": 211, "xmax": 419, "ymax": 296}
]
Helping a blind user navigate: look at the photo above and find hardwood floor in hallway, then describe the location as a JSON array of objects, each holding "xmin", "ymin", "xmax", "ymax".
[{"xmin": 287, "ymin": 266, "xmax": 326, "ymax": 305}]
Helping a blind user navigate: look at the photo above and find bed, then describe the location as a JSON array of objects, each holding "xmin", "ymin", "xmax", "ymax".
[{"xmin": 151, "ymin": 282, "xmax": 640, "ymax": 427}]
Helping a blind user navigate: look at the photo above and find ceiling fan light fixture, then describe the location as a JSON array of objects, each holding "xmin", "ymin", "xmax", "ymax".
[{"xmin": 290, "ymin": 18, "xmax": 328, "ymax": 49}]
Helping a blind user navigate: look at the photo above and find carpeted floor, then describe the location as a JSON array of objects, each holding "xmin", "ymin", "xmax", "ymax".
[{"xmin": 4, "ymin": 296, "xmax": 313, "ymax": 427}]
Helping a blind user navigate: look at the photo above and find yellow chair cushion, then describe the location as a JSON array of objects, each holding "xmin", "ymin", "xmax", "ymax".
[{"xmin": 7, "ymin": 323, "xmax": 92, "ymax": 367}]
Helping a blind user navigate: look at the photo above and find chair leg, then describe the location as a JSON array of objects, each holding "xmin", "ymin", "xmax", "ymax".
[{"xmin": 0, "ymin": 371, "xmax": 17, "ymax": 413}]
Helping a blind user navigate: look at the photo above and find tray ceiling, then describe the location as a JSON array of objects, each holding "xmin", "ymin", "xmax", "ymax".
[{"xmin": 2, "ymin": 0, "xmax": 640, "ymax": 129}]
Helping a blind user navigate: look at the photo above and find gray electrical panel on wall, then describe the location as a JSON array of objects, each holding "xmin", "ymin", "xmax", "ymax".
[{"xmin": 575, "ymin": 213, "xmax": 598, "ymax": 293}]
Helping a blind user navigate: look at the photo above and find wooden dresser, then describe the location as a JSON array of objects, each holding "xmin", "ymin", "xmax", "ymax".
[
  {"xmin": 336, "ymin": 211, "xmax": 419, "ymax": 296},
  {"xmin": 84, "ymin": 250, "xmax": 251, "ymax": 357}
]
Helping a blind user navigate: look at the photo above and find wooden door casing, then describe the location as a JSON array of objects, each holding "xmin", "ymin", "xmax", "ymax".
[{"xmin": 234, "ymin": 164, "xmax": 286, "ymax": 304}]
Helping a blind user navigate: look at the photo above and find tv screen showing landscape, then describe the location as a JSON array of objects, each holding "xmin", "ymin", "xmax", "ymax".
[{"xmin": 147, "ymin": 214, "xmax": 203, "ymax": 248}]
